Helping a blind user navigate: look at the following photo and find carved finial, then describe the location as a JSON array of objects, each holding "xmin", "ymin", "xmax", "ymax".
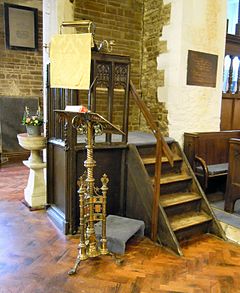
[
  {"xmin": 77, "ymin": 172, "xmax": 87, "ymax": 188},
  {"xmin": 101, "ymin": 174, "xmax": 109, "ymax": 186},
  {"xmin": 77, "ymin": 176, "xmax": 84, "ymax": 188}
]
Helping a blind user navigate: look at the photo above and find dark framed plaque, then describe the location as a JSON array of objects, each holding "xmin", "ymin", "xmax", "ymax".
[
  {"xmin": 187, "ymin": 50, "xmax": 218, "ymax": 87},
  {"xmin": 4, "ymin": 3, "xmax": 38, "ymax": 51}
]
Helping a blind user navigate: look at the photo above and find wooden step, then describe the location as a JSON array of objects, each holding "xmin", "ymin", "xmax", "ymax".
[
  {"xmin": 169, "ymin": 211, "xmax": 212, "ymax": 232},
  {"xmin": 157, "ymin": 173, "xmax": 192, "ymax": 185},
  {"xmin": 159, "ymin": 192, "xmax": 201, "ymax": 208},
  {"xmin": 141, "ymin": 154, "xmax": 182, "ymax": 165}
]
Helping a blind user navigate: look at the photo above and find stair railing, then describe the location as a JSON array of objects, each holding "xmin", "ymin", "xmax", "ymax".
[{"xmin": 130, "ymin": 80, "xmax": 174, "ymax": 241}]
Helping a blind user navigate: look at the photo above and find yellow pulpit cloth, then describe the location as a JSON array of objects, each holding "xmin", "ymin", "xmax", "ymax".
[{"xmin": 50, "ymin": 33, "xmax": 92, "ymax": 90}]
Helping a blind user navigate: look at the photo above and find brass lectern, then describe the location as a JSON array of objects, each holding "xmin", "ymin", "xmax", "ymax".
[{"xmin": 55, "ymin": 110, "xmax": 124, "ymax": 275}]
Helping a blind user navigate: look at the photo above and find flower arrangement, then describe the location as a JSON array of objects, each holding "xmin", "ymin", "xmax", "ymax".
[{"xmin": 22, "ymin": 106, "xmax": 44, "ymax": 126}]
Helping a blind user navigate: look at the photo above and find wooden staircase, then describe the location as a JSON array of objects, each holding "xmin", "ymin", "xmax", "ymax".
[
  {"xmin": 127, "ymin": 80, "xmax": 226, "ymax": 255},
  {"xmin": 126, "ymin": 139, "xmax": 226, "ymax": 255}
]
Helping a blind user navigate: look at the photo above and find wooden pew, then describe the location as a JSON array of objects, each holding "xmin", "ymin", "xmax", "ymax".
[
  {"xmin": 184, "ymin": 131, "xmax": 240, "ymax": 196},
  {"xmin": 224, "ymin": 138, "xmax": 240, "ymax": 213}
]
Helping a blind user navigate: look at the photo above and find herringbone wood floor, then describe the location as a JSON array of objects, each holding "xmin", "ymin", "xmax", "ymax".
[{"xmin": 1, "ymin": 163, "xmax": 240, "ymax": 292}]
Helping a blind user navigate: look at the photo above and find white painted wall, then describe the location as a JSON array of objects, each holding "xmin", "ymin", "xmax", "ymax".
[
  {"xmin": 42, "ymin": 0, "xmax": 74, "ymax": 129},
  {"xmin": 42, "ymin": 0, "xmax": 74, "ymax": 164},
  {"xmin": 158, "ymin": 0, "xmax": 227, "ymax": 145}
]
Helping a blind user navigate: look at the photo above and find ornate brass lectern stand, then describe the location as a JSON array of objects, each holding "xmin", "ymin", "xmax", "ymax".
[{"xmin": 55, "ymin": 110, "xmax": 124, "ymax": 275}]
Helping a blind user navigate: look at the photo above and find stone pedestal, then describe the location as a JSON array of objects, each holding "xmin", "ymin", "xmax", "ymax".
[{"xmin": 17, "ymin": 133, "xmax": 47, "ymax": 209}]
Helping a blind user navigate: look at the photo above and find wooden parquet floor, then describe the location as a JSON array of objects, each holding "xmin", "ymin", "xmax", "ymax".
[{"xmin": 1, "ymin": 163, "xmax": 240, "ymax": 292}]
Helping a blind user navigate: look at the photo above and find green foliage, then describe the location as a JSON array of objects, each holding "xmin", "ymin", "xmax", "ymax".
[{"xmin": 22, "ymin": 106, "xmax": 44, "ymax": 126}]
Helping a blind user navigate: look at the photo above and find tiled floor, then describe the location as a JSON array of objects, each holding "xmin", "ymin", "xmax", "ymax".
[
  {"xmin": 1, "ymin": 162, "xmax": 240, "ymax": 292},
  {"xmin": 211, "ymin": 200, "xmax": 240, "ymax": 244}
]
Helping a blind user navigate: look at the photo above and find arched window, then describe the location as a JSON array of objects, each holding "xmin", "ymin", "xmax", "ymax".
[
  {"xmin": 222, "ymin": 55, "xmax": 231, "ymax": 93},
  {"xmin": 222, "ymin": 56, "xmax": 240, "ymax": 93},
  {"xmin": 231, "ymin": 56, "xmax": 240, "ymax": 93},
  {"xmin": 227, "ymin": 0, "xmax": 239, "ymax": 35}
]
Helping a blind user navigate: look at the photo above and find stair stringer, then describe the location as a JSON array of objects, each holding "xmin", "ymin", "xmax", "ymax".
[
  {"xmin": 174, "ymin": 141, "xmax": 227, "ymax": 241},
  {"xmin": 126, "ymin": 144, "xmax": 183, "ymax": 255}
]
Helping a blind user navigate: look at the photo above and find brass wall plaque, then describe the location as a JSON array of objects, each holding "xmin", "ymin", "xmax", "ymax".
[{"xmin": 187, "ymin": 50, "xmax": 218, "ymax": 87}]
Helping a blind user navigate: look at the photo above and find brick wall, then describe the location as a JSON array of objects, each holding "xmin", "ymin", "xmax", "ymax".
[
  {"xmin": 0, "ymin": 0, "xmax": 170, "ymax": 134},
  {"xmin": 74, "ymin": 0, "xmax": 143, "ymax": 131},
  {"xmin": 0, "ymin": 1, "xmax": 43, "ymax": 104}
]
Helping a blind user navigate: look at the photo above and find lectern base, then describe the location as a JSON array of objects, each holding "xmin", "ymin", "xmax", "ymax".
[{"xmin": 21, "ymin": 199, "xmax": 45, "ymax": 211}]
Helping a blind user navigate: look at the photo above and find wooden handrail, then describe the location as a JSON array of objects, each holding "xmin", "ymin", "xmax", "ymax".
[
  {"xmin": 130, "ymin": 81, "xmax": 174, "ymax": 165},
  {"xmin": 130, "ymin": 80, "xmax": 174, "ymax": 241}
]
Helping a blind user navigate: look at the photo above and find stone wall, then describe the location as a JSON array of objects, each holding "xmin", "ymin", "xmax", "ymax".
[
  {"xmin": 141, "ymin": 0, "xmax": 171, "ymax": 135},
  {"xmin": 0, "ymin": 1, "xmax": 43, "ymax": 103}
]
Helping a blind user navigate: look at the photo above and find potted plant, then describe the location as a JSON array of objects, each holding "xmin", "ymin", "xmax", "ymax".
[{"xmin": 22, "ymin": 106, "xmax": 44, "ymax": 136}]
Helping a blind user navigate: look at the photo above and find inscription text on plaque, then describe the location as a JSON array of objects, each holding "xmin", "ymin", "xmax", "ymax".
[{"xmin": 187, "ymin": 50, "xmax": 218, "ymax": 87}]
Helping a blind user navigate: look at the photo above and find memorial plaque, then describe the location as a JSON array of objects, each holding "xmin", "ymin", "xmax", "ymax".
[{"xmin": 187, "ymin": 50, "xmax": 218, "ymax": 87}]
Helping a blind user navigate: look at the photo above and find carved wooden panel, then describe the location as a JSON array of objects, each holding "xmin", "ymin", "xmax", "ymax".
[{"xmin": 96, "ymin": 63, "xmax": 111, "ymax": 88}]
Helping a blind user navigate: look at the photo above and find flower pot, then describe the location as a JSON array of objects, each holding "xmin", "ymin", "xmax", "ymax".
[{"xmin": 26, "ymin": 125, "xmax": 41, "ymax": 136}]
